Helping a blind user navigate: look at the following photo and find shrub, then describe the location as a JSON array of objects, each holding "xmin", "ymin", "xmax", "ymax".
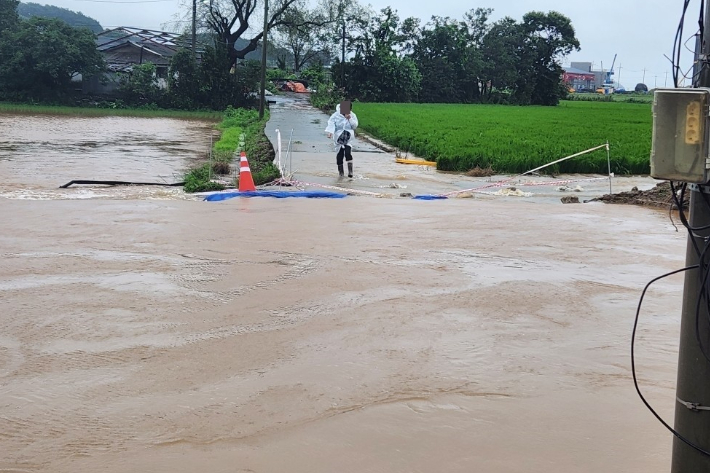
[
  {"xmin": 310, "ymin": 83, "xmax": 345, "ymax": 112},
  {"xmin": 184, "ymin": 164, "xmax": 225, "ymax": 193},
  {"xmin": 183, "ymin": 106, "xmax": 279, "ymax": 193},
  {"xmin": 252, "ymin": 163, "xmax": 281, "ymax": 185}
]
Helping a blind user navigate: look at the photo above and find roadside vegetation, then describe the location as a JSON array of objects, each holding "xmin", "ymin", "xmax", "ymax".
[
  {"xmin": 183, "ymin": 107, "xmax": 279, "ymax": 193},
  {"xmin": 356, "ymin": 101, "xmax": 652, "ymax": 175},
  {"xmin": 567, "ymin": 92, "xmax": 653, "ymax": 104},
  {"xmin": 0, "ymin": 102, "xmax": 222, "ymax": 119},
  {"xmin": 308, "ymin": 8, "xmax": 580, "ymax": 109}
]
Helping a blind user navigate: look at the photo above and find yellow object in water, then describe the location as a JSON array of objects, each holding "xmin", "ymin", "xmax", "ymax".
[{"xmin": 395, "ymin": 158, "xmax": 437, "ymax": 167}]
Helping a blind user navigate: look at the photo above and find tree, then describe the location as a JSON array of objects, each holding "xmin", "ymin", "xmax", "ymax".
[
  {"xmin": 272, "ymin": 0, "xmax": 329, "ymax": 72},
  {"xmin": 200, "ymin": 44, "xmax": 261, "ymax": 109},
  {"xmin": 165, "ymin": 42, "xmax": 261, "ymax": 110},
  {"xmin": 325, "ymin": 0, "xmax": 370, "ymax": 88},
  {"xmin": 203, "ymin": 0, "xmax": 315, "ymax": 69},
  {"xmin": 635, "ymin": 83, "xmax": 648, "ymax": 93},
  {"xmin": 479, "ymin": 17, "xmax": 523, "ymax": 101},
  {"xmin": 412, "ymin": 17, "xmax": 480, "ymax": 103},
  {"xmin": 167, "ymin": 48, "xmax": 201, "ymax": 108},
  {"xmin": 0, "ymin": 0, "xmax": 19, "ymax": 34},
  {"xmin": 0, "ymin": 17, "xmax": 105, "ymax": 101},
  {"xmin": 516, "ymin": 11, "xmax": 579, "ymax": 105},
  {"xmin": 119, "ymin": 63, "xmax": 163, "ymax": 105},
  {"xmin": 17, "ymin": 3, "xmax": 103, "ymax": 33},
  {"xmin": 345, "ymin": 7, "xmax": 421, "ymax": 102},
  {"xmin": 462, "ymin": 7, "xmax": 493, "ymax": 46}
]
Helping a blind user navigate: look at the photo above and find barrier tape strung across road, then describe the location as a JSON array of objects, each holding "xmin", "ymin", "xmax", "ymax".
[
  {"xmin": 502, "ymin": 176, "xmax": 610, "ymax": 188},
  {"xmin": 441, "ymin": 144, "xmax": 611, "ymax": 198},
  {"xmin": 439, "ymin": 175, "xmax": 610, "ymax": 197},
  {"xmin": 264, "ymin": 175, "xmax": 611, "ymax": 199},
  {"xmin": 264, "ymin": 142, "xmax": 612, "ymax": 200},
  {"xmin": 264, "ymin": 178, "xmax": 384, "ymax": 197}
]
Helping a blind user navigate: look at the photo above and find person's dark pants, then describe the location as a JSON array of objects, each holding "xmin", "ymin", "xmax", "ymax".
[
  {"xmin": 336, "ymin": 145, "xmax": 353, "ymax": 165},
  {"xmin": 336, "ymin": 145, "xmax": 353, "ymax": 177}
]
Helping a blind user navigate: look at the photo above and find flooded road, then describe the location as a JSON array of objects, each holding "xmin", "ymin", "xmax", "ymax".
[
  {"xmin": 0, "ymin": 110, "xmax": 687, "ymax": 472},
  {"xmin": 0, "ymin": 113, "xmax": 216, "ymax": 200},
  {"xmin": 265, "ymin": 93, "xmax": 659, "ymax": 202}
]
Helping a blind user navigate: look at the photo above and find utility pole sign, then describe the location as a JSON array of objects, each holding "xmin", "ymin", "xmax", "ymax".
[{"xmin": 649, "ymin": 2, "xmax": 710, "ymax": 471}]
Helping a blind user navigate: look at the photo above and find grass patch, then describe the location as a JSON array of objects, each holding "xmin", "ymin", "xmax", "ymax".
[
  {"xmin": 356, "ymin": 101, "xmax": 652, "ymax": 175},
  {"xmin": 183, "ymin": 107, "xmax": 280, "ymax": 193},
  {"xmin": 184, "ymin": 163, "xmax": 225, "ymax": 193},
  {"xmin": 566, "ymin": 93, "xmax": 653, "ymax": 104},
  {"xmin": 214, "ymin": 126, "xmax": 243, "ymax": 154},
  {"xmin": 0, "ymin": 102, "xmax": 223, "ymax": 120}
]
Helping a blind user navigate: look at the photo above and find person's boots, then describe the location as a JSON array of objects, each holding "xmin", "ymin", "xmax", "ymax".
[
  {"xmin": 347, "ymin": 162, "xmax": 353, "ymax": 178},
  {"xmin": 338, "ymin": 164, "xmax": 345, "ymax": 178}
]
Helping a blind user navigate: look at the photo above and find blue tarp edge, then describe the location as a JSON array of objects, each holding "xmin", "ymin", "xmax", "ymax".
[
  {"xmin": 204, "ymin": 191, "xmax": 347, "ymax": 201},
  {"xmin": 412, "ymin": 195, "xmax": 448, "ymax": 200}
]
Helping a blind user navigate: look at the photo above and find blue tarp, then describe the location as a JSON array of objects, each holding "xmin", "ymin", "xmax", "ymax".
[
  {"xmin": 204, "ymin": 190, "xmax": 347, "ymax": 201},
  {"xmin": 412, "ymin": 195, "xmax": 448, "ymax": 200}
]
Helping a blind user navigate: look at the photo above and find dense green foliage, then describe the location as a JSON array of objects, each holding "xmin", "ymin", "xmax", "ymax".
[
  {"xmin": 117, "ymin": 44, "xmax": 261, "ymax": 110},
  {"xmin": 235, "ymin": 108, "xmax": 280, "ymax": 184},
  {"xmin": 0, "ymin": 16, "xmax": 104, "ymax": 101},
  {"xmin": 0, "ymin": 0, "xmax": 19, "ymax": 33},
  {"xmin": 184, "ymin": 163, "xmax": 226, "ymax": 193},
  {"xmin": 330, "ymin": 7, "xmax": 579, "ymax": 106},
  {"xmin": 356, "ymin": 101, "xmax": 652, "ymax": 174},
  {"xmin": 119, "ymin": 63, "xmax": 163, "ymax": 105},
  {"xmin": 183, "ymin": 107, "xmax": 279, "ymax": 193},
  {"xmin": 0, "ymin": 0, "xmax": 262, "ymax": 110},
  {"xmin": 18, "ymin": 2, "xmax": 103, "ymax": 33},
  {"xmin": 310, "ymin": 83, "xmax": 345, "ymax": 111},
  {"xmin": 214, "ymin": 126, "xmax": 243, "ymax": 154}
]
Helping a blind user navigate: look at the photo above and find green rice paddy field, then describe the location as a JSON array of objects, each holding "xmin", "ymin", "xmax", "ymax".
[{"xmin": 356, "ymin": 101, "xmax": 652, "ymax": 175}]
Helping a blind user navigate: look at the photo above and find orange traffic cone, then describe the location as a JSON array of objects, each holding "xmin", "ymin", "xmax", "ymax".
[{"xmin": 238, "ymin": 151, "xmax": 256, "ymax": 192}]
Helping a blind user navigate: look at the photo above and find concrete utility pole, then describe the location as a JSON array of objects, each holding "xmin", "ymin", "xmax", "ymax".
[
  {"xmin": 671, "ymin": 2, "xmax": 710, "ymax": 470},
  {"xmin": 617, "ymin": 65, "xmax": 621, "ymax": 87},
  {"xmin": 192, "ymin": 0, "xmax": 197, "ymax": 60},
  {"xmin": 341, "ymin": 19, "xmax": 346, "ymax": 88},
  {"xmin": 258, "ymin": 0, "xmax": 269, "ymax": 120}
]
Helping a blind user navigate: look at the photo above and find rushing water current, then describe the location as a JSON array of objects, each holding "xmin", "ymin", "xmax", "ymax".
[
  {"xmin": 0, "ymin": 108, "xmax": 686, "ymax": 473},
  {"xmin": 0, "ymin": 113, "xmax": 216, "ymax": 200}
]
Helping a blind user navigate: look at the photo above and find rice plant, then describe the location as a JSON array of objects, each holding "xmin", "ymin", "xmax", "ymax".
[{"xmin": 356, "ymin": 101, "xmax": 652, "ymax": 174}]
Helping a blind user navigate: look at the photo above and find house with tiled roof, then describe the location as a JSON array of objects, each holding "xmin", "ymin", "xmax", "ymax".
[{"xmin": 83, "ymin": 27, "xmax": 197, "ymax": 95}]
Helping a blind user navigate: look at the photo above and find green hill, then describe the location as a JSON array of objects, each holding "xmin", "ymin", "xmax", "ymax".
[{"xmin": 18, "ymin": 2, "xmax": 103, "ymax": 33}]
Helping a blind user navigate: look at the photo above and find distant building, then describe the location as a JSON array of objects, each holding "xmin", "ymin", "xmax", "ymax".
[
  {"xmin": 84, "ymin": 27, "xmax": 195, "ymax": 95},
  {"xmin": 563, "ymin": 64, "xmax": 596, "ymax": 91},
  {"xmin": 567, "ymin": 61, "xmax": 616, "ymax": 90}
]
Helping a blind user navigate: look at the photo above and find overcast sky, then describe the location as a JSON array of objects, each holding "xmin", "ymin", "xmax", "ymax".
[{"xmin": 39, "ymin": 0, "xmax": 699, "ymax": 89}]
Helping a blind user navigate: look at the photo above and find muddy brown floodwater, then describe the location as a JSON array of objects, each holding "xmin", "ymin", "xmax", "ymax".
[
  {"xmin": 0, "ymin": 113, "xmax": 688, "ymax": 472},
  {"xmin": 0, "ymin": 113, "xmax": 216, "ymax": 200}
]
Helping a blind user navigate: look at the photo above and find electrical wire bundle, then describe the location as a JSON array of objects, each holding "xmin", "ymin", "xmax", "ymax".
[
  {"xmin": 632, "ymin": 181, "xmax": 710, "ymax": 457},
  {"xmin": 671, "ymin": 0, "xmax": 705, "ymax": 87}
]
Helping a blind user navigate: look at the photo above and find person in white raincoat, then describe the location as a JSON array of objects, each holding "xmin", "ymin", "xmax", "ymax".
[{"xmin": 325, "ymin": 103, "xmax": 359, "ymax": 178}]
